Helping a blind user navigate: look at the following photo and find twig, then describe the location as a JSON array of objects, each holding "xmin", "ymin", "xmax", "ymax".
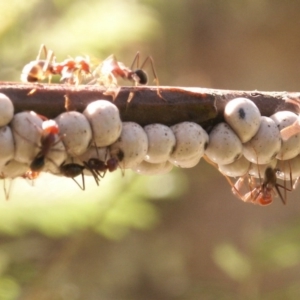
[{"xmin": 0, "ymin": 82, "xmax": 299, "ymax": 129}]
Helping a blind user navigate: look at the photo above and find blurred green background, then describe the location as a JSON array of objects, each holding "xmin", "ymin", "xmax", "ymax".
[{"xmin": 1, "ymin": 0, "xmax": 300, "ymax": 299}]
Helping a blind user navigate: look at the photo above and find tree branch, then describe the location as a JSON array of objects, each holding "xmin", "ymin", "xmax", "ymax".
[{"xmin": 0, "ymin": 82, "xmax": 299, "ymax": 129}]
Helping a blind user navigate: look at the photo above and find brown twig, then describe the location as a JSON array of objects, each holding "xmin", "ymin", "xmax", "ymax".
[{"xmin": 0, "ymin": 81, "xmax": 299, "ymax": 130}]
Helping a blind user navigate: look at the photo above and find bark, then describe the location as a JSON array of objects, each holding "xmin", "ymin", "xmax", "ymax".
[{"xmin": 0, "ymin": 82, "xmax": 299, "ymax": 130}]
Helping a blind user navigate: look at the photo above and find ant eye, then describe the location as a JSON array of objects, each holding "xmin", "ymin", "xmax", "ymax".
[
  {"xmin": 144, "ymin": 124, "xmax": 176, "ymax": 164},
  {"xmin": 169, "ymin": 122, "xmax": 209, "ymax": 168},
  {"xmin": 243, "ymin": 116, "xmax": 281, "ymax": 164},
  {"xmin": 205, "ymin": 122, "xmax": 242, "ymax": 165},
  {"xmin": 55, "ymin": 111, "xmax": 92, "ymax": 156},
  {"xmin": 0, "ymin": 93, "xmax": 14, "ymax": 127},
  {"xmin": 134, "ymin": 69, "xmax": 148, "ymax": 85},
  {"xmin": 110, "ymin": 122, "xmax": 148, "ymax": 169},
  {"xmin": 83, "ymin": 100, "xmax": 122, "ymax": 147},
  {"xmin": 224, "ymin": 97, "xmax": 261, "ymax": 143},
  {"xmin": 270, "ymin": 111, "xmax": 300, "ymax": 160}
]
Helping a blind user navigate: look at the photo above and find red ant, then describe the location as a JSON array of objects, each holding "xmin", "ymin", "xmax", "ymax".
[
  {"xmin": 29, "ymin": 120, "xmax": 61, "ymax": 172},
  {"xmin": 60, "ymin": 162, "xmax": 85, "ymax": 190},
  {"xmin": 21, "ymin": 44, "xmax": 91, "ymax": 84},
  {"xmin": 13, "ymin": 117, "xmax": 65, "ymax": 174},
  {"xmin": 232, "ymin": 167, "xmax": 291, "ymax": 206},
  {"xmin": 55, "ymin": 56, "xmax": 91, "ymax": 85},
  {"xmin": 92, "ymin": 52, "xmax": 164, "ymax": 101}
]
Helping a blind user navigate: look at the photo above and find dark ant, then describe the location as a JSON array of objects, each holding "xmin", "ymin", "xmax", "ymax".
[
  {"xmin": 60, "ymin": 162, "xmax": 85, "ymax": 190},
  {"xmin": 83, "ymin": 156, "xmax": 120, "ymax": 186}
]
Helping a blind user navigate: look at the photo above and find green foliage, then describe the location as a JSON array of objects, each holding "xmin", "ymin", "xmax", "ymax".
[{"xmin": 0, "ymin": 170, "xmax": 187, "ymax": 238}]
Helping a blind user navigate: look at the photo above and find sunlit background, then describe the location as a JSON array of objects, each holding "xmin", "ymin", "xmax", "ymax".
[{"xmin": 1, "ymin": 1, "xmax": 300, "ymax": 299}]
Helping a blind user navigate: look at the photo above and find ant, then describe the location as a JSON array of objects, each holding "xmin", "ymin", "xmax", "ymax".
[
  {"xmin": 29, "ymin": 120, "xmax": 61, "ymax": 172},
  {"xmin": 60, "ymin": 162, "xmax": 85, "ymax": 190},
  {"xmin": 55, "ymin": 56, "xmax": 91, "ymax": 85},
  {"xmin": 21, "ymin": 44, "xmax": 56, "ymax": 83},
  {"xmin": 21, "ymin": 44, "xmax": 91, "ymax": 84},
  {"xmin": 232, "ymin": 167, "xmax": 291, "ymax": 206},
  {"xmin": 92, "ymin": 52, "xmax": 164, "ymax": 102},
  {"xmin": 204, "ymin": 154, "xmax": 291, "ymax": 206},
  {"xmin": 83, "ymin": 156, "xmax": 119, "ymax": 186},
  {"xmin": 13, "ymin": 117, "xmax": 65, "ymax": 174}
]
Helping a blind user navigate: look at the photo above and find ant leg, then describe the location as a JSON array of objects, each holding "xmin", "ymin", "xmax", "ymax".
[
  {"xmin": 274, "ymin": 184, "xmax": 286, "ymax": 205},
  {"xmin": 43, "ymin": 49, "xmax": 55, "ymax": 83},
  {"xmin": 1, "ymin": 174, "xmax": 12, "ymax": 200},
  {"xmin": 36, "ymin": 44, "xmax": 48, "ymax": 60},
  {"xmin": 130, "ymin": 52, "xmax": 140, "ymax": 70},
  {"xmin": 71, "ymin": 172, "xmax": 85, "ymax": 191},
  {"xmin": 83, "ymin": 161, "xmax": 100, "ymax": 186},
  {"xmin": 141, "ymin": 55, "xmax": 166, "ymax": 101}
]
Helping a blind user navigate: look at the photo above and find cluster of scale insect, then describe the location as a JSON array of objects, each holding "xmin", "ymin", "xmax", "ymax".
[
  {"xmin": 21, "ymin": 44, "xmax": 161, "ymax": 101},
  {"xmin": 205, "ymin": 97, "xmax": 300, "ymax": 206},
  {"xmin": 0, "ymin": 92, "xmax": 213, "ymax": 198}
]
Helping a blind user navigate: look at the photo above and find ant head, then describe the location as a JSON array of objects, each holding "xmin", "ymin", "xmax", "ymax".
[
  {"xmin": 106, "ymin": 157, "xmax": 118, "ymax": 172},
  {"xmin": 42, "ymin": 120, "xmax": 59, "ymax": 135},
  {"xmin": 42, "ymin": 120, "xmax": 59, "ymax": 134},
  {"xmin": 134, "ymin": 69, "xmax": 148, "ymax": 85},
  {"xmin": 264, "ymin": 167, "xmax": 277, "ymax": 184}
]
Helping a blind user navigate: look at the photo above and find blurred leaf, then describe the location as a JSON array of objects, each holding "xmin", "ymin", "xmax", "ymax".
[{"xmin": 213, "ymin": 243, "xmax": 252, "ymax": 281}]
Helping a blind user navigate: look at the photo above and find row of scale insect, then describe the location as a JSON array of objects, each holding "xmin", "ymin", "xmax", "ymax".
[
  {"xmin": 0, "ymin": 92, "xmax": 208, "ymax": 199},
  {"xmin": 6, "ymin": 44, "xmax": 300, "ymax": 205}
]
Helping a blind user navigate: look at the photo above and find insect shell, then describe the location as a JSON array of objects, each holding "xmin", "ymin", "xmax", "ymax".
[
  {"xmin": 0, "ymin": 93, "xmax": 14, "ymax": 127},
  {"xmin": 224, "ymin": 97, "xmax": 261, "ymax": 143}
]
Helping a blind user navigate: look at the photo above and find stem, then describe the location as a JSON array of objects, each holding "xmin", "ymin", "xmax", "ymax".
[{"xmin": 0, "ymin": 82, "xmax": 299, "ymax": 129}]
